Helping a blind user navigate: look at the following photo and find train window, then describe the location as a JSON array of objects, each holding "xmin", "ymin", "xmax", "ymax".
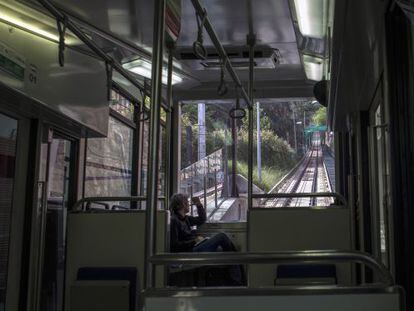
[
  {"xmin": 139, "ymin": 120, "xmax": 149, "ymax": 197},
  {"xmin": 0, "ymin": 113, "xmax": 17, "ymax": 310},
  {"xmin": 84, "ymin": 116, "xmax": 134, "ymax": 208},
  {"xmin": 252, "ymin": 101, "xmax": 334, "ymax": 208},
  {"xmin": 110, "ymin": 90, "xmax": 135, "ymax": 120},
  {"xmin": 180, "ymin": 100, "xmax": 333, "ymax": 222},
  {"xmin": 39, "ymin": 134, "xmax": 75, "ymax": 311},
  {"xmin": 139, "ymin": 112, "xmax": 167, "ymax": 197},
  {"xmin": 372, "ymin": 104, "xmax": 391, "ymax": 267}
]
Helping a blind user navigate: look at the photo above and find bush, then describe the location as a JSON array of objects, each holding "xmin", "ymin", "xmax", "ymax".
[
  {"xmin": 236, "ymin": 161, "xmax": 289, "ymax": 192},
  {"xmin": 237, "ymin": 129, "xmax": 295, "ymax": 170}
]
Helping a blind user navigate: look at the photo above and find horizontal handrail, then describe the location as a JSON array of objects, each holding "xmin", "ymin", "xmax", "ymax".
[
  {"xmin": 72, "ymin": 196, "xmax": 166, "ymax": 211},
  {"xmin": 191, "ymin": 0, "xmax": 253, "ymax": 109},
  {"xmin": 150, "ymin": 250, "xmax": 393, "ymax": 286},
  {"xmin": 252, "ymin": 192, "xmax": 347, "ymax": 206}
]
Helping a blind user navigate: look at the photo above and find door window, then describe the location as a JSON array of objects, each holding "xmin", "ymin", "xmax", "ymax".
[
  {"xmin": 373, "ymin": 105, "xmax": 391, "ymax": 267},
  {"xmin": 39, "ymin": 135, "xmax": 74, "ymax": 311},
  {"xmin": 0, "ymin": 113, "xmax": 18, "ymax": 311}
]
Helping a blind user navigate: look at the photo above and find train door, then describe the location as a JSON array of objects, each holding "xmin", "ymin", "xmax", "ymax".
[
  {"xmin": 0, "ymin": 110, "xmax": 30, "ymax": 311},
  {"xmin": 35, "ymin": 127, "xmax": 78, "ymax": 311},
  {"xmin": 369, "ymin": 92, "xmax": 392, "ymax": 269}
]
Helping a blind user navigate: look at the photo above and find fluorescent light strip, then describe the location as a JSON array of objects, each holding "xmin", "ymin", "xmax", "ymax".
[
  {"xmin": 293, "ymin": 0, "xmax": 326, "ymax": 38},
  {"xmin": 303, "ymin": 57, "xmax": 323, "ymax": 81},
  {"xmin": 0, "ymin": 11, "xmax": 59, "ymax": 42},
  {"xmin": 124, "ymin": 59, "xmax": 183, "ymax": 85},
  {"xmin": 294, "ymin": 0, "xmax": 312, "ymax": 37}
]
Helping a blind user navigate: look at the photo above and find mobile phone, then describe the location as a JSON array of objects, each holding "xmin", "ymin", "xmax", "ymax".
[{"xmin": 191, "ymin": 197, "xmax": 200, "ymax": 205}]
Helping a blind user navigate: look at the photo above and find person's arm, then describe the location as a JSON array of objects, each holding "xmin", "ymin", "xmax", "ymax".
[
  {"xmin": 188, "ymin": 197, "xmax": 207, "ymax": 226},
  {"xmin": 170, "ymin": 218, "xmax": 197, "ymax": 252}
]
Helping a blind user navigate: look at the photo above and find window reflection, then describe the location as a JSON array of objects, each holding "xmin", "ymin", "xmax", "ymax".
[
  {"xmin": 0, "ymin": 113, "xmax": 17, "ymax": 310},
  {"xmin": 85, "ymin": 117, "xmax": 133, "ymax": 209}
]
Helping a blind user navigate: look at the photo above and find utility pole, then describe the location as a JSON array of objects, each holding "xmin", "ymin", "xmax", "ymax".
[
  {"xmin": 256, "ymin": 101, "xmax": 262, "ymax": 181},
  {"xmin": 231, "ymin": 117, "xmax": 238, "ymax": 197},
  {"xmin": 303, "ymin": 110, "xmax": 306, "ymax": 153},
  {"xmin": 198, "ymin": 103, "xmax": 206, "ymax": 161},
  {"xmin": 293, "ymin": 108, "xmax": 297, "ymax": 154}
]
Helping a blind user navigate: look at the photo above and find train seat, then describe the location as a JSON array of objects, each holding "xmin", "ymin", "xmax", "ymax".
[
  {"xmin": 65, "ymin": 210, "xmax": 168, "ymax": 310},
  {"xmin": 70, "ymin": 267, "xmax": 139, "ymax": 311},
  {"xmin": 143, "ymin": 287, "xmax": 404, "ymax": 311},
  {"xmin": 247, "ymin": 207, "xmax": 352, "ymax": 286}
]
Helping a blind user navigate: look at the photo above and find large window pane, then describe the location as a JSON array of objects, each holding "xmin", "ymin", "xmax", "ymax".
[
  {"xmin": 138, "ymin": 119, "xmax": 166, "ymax": 210},
  {"xmin": 110, "ymin": 90, "xmax": 135, "ymax": 121},
  {"xmin": 85, "ymin": 116, "xmax": 133, "ymax": 208},
  {"xmin": 180, "ymin": 100, "xmax": 333, "ymax": 221},
  {"xmin": 140, "ymin": 120, "xmax": 149, "ymax": 196},
  {"xmin": 0, "ymin": 113, "xmax": 17, "ymax": 310}
]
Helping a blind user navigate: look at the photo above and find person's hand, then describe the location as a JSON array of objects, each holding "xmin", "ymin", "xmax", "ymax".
[
  {"xmin": 195, "ymin": 236, "xmax": 204, "ymax": 243},
  {"xmin": 191, "ymin": 197, "xmax": 202, "ymax": 206}
]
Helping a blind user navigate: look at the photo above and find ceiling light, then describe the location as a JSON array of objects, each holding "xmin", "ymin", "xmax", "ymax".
[
  {"xmin": 0, "ymin": 10, "xmax": 58, "ymax": 41},
  {"xmin": 0, "ymin": 1, "xmax": 76, "ymax": 44},
  {"xmin": 303, "ymin": 55, "xmax": 324, "ymax": 81},
  {"xmin": 293, "ymin": 0, "xmax": 328, "ymax": 39},
  {"xmin": 123, "ymin": 59, "xmax": 183, "ymax": 85}
]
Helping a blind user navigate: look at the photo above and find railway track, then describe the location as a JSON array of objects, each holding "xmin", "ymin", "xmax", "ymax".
[{"xmin": 264, "ymin": 134, "xmax": 333, "ymax": 208}]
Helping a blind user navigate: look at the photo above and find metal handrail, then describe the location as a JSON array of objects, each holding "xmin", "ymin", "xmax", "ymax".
[
  {"xmin": 191, "ymin": 0, "xmax": 253, "ymax": 109},
  {"xmin": 37, "ymin": 0, "xmax": 168, "ymax": 112},
  {"xmin": 252, "ymin": 192, "xmax": 347, "ymax": 206},
  {"xmin": 72, "ymin": 196, "xmax": 167, "ymax": 211},
  {"xmin": 150, "ymin": 250, "xmax": 393, "ymax": 286}
]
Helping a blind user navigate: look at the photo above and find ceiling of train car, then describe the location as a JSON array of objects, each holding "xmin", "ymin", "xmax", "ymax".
[{"xmin": 16, "ymin": 0, "xmax": 318, "ymax": 98}]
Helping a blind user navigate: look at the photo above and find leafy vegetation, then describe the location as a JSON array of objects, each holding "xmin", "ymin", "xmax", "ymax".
[
  {"xmin": 236, "ymin": 161, "xmax": 289, "ymax": 192},
  {"xmin": 313, "ymin": 106, "xmax": 327, "ymax": 126},
  {"xmin": 180, "ymin": 101, "xmax": 323, "ymax": 191}
]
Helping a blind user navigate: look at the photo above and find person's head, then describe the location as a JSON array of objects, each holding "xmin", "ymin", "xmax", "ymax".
[{"xmin": 169, "ymin": 193, "xmax": 190, "ymax": 215}]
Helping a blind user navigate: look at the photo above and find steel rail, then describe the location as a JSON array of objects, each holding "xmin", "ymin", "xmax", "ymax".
[
  {"xmin": 150, "ymin": 250, "xmax": 394, "ymax": 286},
  {"xmin": 267, "ymin": 149, "xmax": 309, "ymax": 195},
  {"xmin": 311, "ymin": 143, "xmax": 319, "ymax": 206},
  {"xmin": 72, "ymin": 196, "xmax": 167, "ymax": 211},
  {"xmin": 252, "ymin": 192, "xmax": 347, "ymax": 206},
  {"xmin": 190, "ymin": 0, "xmax": 253, "ymax": 109},
  {"xmin": 287, "ymin": 147, "xmax": 314, "ymax": 207},
  {"xmin": 277, "ymin": 145, "xmax": 314, "ymax": 207}
]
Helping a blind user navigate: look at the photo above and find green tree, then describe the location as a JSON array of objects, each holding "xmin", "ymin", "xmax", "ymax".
[
  {"xmin": 313, "ymin": 107, "xmax": 327, "ymax": 125},
  {"xmin": 240, "ymin": 106, "xmax": 272, "ymax": 131}
]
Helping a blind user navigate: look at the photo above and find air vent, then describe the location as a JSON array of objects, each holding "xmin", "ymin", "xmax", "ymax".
[
  {"xmin": 175, "ymin": 45, "xmax": 281, "ymax": 70},
  {"xmin": 201, "ymin": 61, "xmax": 258, "ymax": 68}
]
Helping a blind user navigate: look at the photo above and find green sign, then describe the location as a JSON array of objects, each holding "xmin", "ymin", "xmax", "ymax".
[
  {"xmin": 304, "ymin": 125, "xmax": 327, "ymax": 133},
  {"xmin": 0, "ymin": 43, "xmax": 25, "ymax": 81}
]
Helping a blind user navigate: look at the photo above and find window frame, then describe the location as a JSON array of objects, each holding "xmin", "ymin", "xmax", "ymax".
[{"xmin": 83, "ymin": 86, "xmax": 168, "ymax": 209}]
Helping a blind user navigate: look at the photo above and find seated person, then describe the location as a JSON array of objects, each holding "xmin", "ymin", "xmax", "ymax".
[{"xmin": 169, "ymin": 193, "xmax": 243, "ymax": 285}]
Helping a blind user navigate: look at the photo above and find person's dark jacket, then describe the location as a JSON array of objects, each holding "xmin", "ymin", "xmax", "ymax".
[{"xmin": 170, "ymin": 204, "xmax": 206, "ymax": 252}]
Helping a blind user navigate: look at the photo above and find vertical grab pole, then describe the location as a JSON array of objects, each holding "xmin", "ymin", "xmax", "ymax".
[
  {"xmin": 247, "ymin": 33, "xmax": 256, "ymax": 211},
  {"xmin": 203, "ymin": 175, "xmax": 207, "ymax": 208},
  {"xmin": 165, "ymin": 43, "xmax": 175, "ymax": 209},
  {"xmin": 145, "ymin": 0, "xmax": 165, "ymax": 289},
  {"xmin": 214, "ymin": 169, "xmax": 218, "ymax": 210}
]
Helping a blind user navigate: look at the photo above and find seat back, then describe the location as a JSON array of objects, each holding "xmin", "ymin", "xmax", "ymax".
[
  {"xmin": 275, "ymin": 264, "xmax": 337, "ymax": 285},
  {"xmin": 248, "ymin": 207, "xmax": 352, "ymax": 286},
  {"xmin": 143, "ymin": 287, "xmax": 404, "ymax": 311},
  {"xmin": 64, "ymin": 210, "xmax": 169, "ymax": 311}
]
